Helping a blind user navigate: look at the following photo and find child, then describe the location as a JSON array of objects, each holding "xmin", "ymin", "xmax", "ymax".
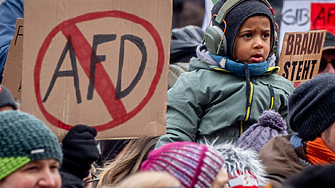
[{"xmin": 156, "ymin": 0, "xmax": 295, "ymax": 148}]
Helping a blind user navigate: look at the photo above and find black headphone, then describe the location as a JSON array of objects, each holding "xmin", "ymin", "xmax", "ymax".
[{"xmin": 203, "ymin": 0, "xmax": 278, "ymax": 56}]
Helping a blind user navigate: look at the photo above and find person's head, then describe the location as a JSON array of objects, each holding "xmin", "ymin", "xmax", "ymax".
[
  {"xmin": 172, "ymin": 0, "xmax": 205, "ymax": 29},
  {"xmin": 210, "ymin": 0, "xmax": 276, "ymax": 64},
  {"xmin": 141, "ymin": 142, "xmax": 229, "ymax": 188},
  {"xmin": 0, "ymin": 110, "xmax": 63, "ymax": 188},
  {"xmin": 0, "ymin": 84, "xmax": 17, "ymax": 112},
  {"xmin": 97, "ymin": 136, "xmax": 159, "ymax": 188},
  {"xmin": 111, "ymin": 171, "xmax": 181, "ymax": 188},
  {"xmin": 209, "ymin": 141, "xmax": 269, "ymax": 187},
  {"xmin": 288, "ymin": 73, "xmax": 335, "ymax": 147},
  {"xmin": 318, "ymin": 32, "xmax": 335, "ymax": 74}
]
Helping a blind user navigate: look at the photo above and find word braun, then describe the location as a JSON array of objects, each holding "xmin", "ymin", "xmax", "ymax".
[
  {"xmin": 285, "ymin": 32, "xmax": 324, "ymax": 56},
  {"xmin": 282, "ymin": 32, "xmax": 324, "ymax": 81}
]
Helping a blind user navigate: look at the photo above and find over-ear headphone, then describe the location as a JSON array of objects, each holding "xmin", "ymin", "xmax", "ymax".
[{"xmin": 204, "ymin": 0, "xmax": 279, "ymax": 57}]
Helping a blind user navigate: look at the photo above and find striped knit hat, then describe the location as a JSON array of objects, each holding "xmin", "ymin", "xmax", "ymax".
[
  {"xmin": 0, "ymin": 111, "xmax": 62, "ymax": 180},
  {"xmin": 141, "ymin": 142, "xmax": 225, "ymax": 188}
]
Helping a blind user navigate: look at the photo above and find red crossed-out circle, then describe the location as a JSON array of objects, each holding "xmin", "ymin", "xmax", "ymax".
[{"xmin": 34, "ymin": 11, "xmax": 164, "ymax": 132}]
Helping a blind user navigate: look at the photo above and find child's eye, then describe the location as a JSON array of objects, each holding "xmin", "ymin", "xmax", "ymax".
[
  {"xmin": 262, "ymin": 33, "xmax": 270, "ymax": 39},
  {"xmin": 243, "ymin": 33, "xmax": 252, "ymax": 38}
]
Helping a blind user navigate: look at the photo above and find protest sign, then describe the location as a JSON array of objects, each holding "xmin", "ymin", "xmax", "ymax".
[
  {"xmin": 277, "ymin": 30, "xmax": 326, "ymax": 88},
  {"xmin": 310, "ymin": 3, "xmax": 335, "ymax": 35},
  {"xmin": 278, "ymin": 0, "xmax": 335, "ymax": 57},
  {"xmin": 22, "ymin": 0, "xmax": 172, "ymax": 140},
  {"xmin": 2, "ymin": 18, "xmax": 23, "ymax": 99}
]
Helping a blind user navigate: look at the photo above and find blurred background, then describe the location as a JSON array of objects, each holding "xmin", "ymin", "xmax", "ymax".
[{"xmin": 172, "ymin": 0, "xmax": 284, "ymax": 30}]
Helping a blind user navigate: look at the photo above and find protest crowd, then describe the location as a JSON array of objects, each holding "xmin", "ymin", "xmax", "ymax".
[{"xmin": 2, "ymin": 0, "xmax": 335, "ymax": 188}]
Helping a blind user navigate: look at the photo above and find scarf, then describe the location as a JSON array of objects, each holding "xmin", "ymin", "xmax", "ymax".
[
  {"xmin": 209, "ymin": 54, "xmax": 270, "ymax": 77},
  {"xmin": 306, "ymin": 137, "xmax": 335, "ymax": 165}
]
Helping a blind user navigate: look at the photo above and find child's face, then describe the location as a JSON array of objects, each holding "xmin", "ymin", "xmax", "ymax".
[{"xmin": 234, "ymin": 15, "xmax": 271, "ymax": 64}]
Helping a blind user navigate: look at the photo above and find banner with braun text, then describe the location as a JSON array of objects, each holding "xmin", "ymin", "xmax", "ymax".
[{"xmin": 277, "ymin": 30, "xmax": 326, "ymax": 88}]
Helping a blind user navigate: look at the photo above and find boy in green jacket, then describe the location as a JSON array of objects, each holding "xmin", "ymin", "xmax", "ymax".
[{"xmin": 156, "ymin": 0, "xmax": 295, "ymax": 148}]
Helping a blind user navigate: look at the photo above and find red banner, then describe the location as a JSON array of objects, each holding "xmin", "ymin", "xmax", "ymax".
[{"xmin": 310, "ymin": 3, "xmax": 335, "ymax": 35}]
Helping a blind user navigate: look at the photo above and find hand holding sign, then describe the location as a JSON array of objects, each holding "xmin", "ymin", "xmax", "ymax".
[{"xmin": 60, "ymin": 124, "xmax": 99, "ymax": 180}]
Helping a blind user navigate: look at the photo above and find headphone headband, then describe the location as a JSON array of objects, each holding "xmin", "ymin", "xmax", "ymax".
[{"xmin": 215, "ymin": 0, "xmax": 275, "ymax": 24}]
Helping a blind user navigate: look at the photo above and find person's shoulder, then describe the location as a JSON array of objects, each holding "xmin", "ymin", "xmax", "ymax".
[
  {"xmin": 264, "ymin": 73, "xmax": 291, "ymax": 82},
  {"xmin": 259, "ymin": 134, "xmax": 306, "ymax": 186},
  {"xmin": 258, "ymin": 134, "xmax": 303, "ymax": 169},
  {"xmin": 259, "ymin": 135, "xmax": 293, "ymax": 158}
]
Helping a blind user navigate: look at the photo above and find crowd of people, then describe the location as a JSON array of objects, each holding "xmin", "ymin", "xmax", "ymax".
[{"xmin": 1, "ymin": 0, "xmax": 335, "ymax": 187}]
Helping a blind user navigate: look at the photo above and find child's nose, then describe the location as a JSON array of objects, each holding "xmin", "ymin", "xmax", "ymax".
[{"xmin": 253, "ymin": 37, "xmax": 263, "ymax": 48}]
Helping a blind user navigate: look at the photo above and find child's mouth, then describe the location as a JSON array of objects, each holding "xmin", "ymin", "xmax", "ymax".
[{"xmin": 251, "ymin": 54, "xmax": 263, "ymax": 63}]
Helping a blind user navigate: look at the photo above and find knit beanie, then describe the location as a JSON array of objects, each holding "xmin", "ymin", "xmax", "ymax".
[
  {"xmin": 0, "ymin": 84, "xmax": 17, "ymax": 110},
  {"xmin": 288, "ymin": 73, "xmax": 335, "ymax": 141},
  {"xmin": 211, "ymin": 0, "xmax": 275, "ymax": 60},
  {"xmin": 0, "ymin": 111, "xmax": 62, "ymax": 180},
  {"xmin": 323, "ymin": 32, "xmax": 335, "ymax": 50},
  {"xmin": 236, "ymin": 110, "xmax": 288, "ymax": 153},
  {"xmin": 141, "ymin": 142, "xmax": 225, "ymax": 188}
]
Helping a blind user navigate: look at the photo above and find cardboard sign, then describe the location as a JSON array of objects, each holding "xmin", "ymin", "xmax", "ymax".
[
  {"xmin": 2, "ymin": 18, "xmax": 23, "ymax": 99},
  {"xmin": 278, "ymin": 30, "xmax": 326, "ymax": 88},
  {"xmin": 22, "ymin": 0, "xmax": 172, "ymax": 140},
  {"xmin": 278, "ymin": 1, "xmax": 335, "ymax": 58}
]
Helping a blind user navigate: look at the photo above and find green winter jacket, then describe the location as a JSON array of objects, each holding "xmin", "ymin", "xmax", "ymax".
[{"xmin": 156, "ymin": 57, "xmax": 295, "ymax": 148}]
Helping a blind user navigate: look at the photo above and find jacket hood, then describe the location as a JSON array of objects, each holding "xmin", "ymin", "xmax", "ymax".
[
  {"xmin": 200, "ymin": 139, "xmax": 269, "ymax": 186},
  {"xmin": 191, "ymin": 44, "xmax": 278, "ymax": 75}
]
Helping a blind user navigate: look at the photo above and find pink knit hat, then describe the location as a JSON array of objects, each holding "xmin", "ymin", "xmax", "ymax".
[{"xmin": 141, "ymin": 142, "xmax": 225, "ymax": 188}]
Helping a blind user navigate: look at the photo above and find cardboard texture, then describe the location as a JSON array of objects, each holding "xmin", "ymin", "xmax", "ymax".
[
  {"xmin": 277, "ymin": 30, "xmax": 326, "ymax": 88},
  {"xmin": 22, "ymin": 0, "xmax": 172, "ymax": 140},
  {"xmin": 2, "ymin": 18, "xmax": 23, "ymax": 99}
]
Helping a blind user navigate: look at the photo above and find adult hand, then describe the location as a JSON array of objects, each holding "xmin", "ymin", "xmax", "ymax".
[{"xmin": 60, "ymin": 124, "xmax": 99, "ymax": 180}]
